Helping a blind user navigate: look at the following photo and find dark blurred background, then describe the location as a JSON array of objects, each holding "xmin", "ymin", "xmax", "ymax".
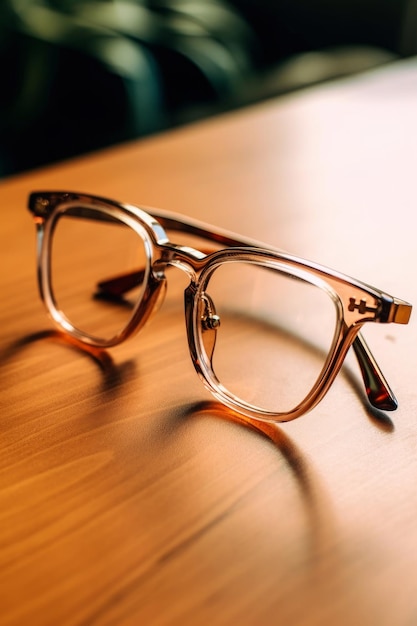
[{"xmin": 0, "ymin": 0, "xmax": 415, "ymax": 177}]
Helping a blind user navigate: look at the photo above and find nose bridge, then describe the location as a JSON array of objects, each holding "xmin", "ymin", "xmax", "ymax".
[{"xmin": 153, "ymin": 242, "xmax": 207, "ymax": 284}]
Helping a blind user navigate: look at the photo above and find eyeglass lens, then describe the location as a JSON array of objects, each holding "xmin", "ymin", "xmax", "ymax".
[
  {"xmin": 196, "ymin": 260, "xmax": 339, "ymax": 413},
  {"xmin": 49, "ymin": 207, "xmax": 149, "ymax": 342}
]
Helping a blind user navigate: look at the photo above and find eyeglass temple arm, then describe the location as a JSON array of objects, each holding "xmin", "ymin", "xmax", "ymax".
[
  {"xmin": 94, "ymin": 207, "xmax": 258, "ymax": 294},
  {"xmin": 352, "ymin": 332, "xmax": 397, "ymax": 411},
  {"xmin": 148, "ymin": 209, "xmax": 273, "ymax": 249},
  {"xmin": 95, "ymin": 210, "xmax": 250, "ymax": 296}
]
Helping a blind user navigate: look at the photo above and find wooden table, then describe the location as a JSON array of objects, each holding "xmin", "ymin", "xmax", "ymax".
[{"xmin": 1, "ymin": 58, "xmax": 417, "ymax": 626}]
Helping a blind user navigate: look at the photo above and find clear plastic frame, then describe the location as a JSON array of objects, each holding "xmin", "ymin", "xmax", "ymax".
[{"xmin": 28, "ymin": 191, "xmax": 412, "ymax": 423}]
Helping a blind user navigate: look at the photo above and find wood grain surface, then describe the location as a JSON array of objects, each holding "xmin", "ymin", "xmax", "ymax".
[{"xmin": 1, "ymin": 59, "xmax": 417, "ymax": 626}]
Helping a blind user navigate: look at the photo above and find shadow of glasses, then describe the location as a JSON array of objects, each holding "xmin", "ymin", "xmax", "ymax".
[
  {"xmin": 0, "ymin": 330, "xmax": 136, "ymax": 393},
  {"xmin": 170, "ymin": 399, "xmax": 339, "ymax": 560},
  {"xmin": 0, "ymin": 325, "xmax": 394, "ymax": 432}
]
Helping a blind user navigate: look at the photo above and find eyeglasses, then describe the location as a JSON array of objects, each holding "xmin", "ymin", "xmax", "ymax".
[{"xmin": 28, "ymin": 191, "xmax": 412, "ymax": 423}]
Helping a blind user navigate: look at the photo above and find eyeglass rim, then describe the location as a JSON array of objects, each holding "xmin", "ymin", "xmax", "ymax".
[
  {"xmin": 185, "ymin": 253, "xmax": 343, "ymax": 420},
  {"xmin": 28, "ymin": 190, "xmax": 412, "ymax": 422},
  {"xmin": 35, "ymin": 199, "xmax": 169, "ymax": 348},
  {"xmin": 29, "ymin": 191, "xmax": 411, "ymax": 322}
]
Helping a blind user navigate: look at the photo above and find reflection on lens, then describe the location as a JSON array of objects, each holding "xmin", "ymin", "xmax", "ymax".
[
  {"xmin": 198, "ymin": 259, "xmax": 339, "ymax": 414},
  {"xmin": 50, "ymin": 207, "xmax": 149, "ymax": 342}
]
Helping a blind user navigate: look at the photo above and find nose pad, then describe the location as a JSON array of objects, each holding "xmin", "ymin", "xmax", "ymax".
[
  {"xmin": 200, "ymin": 293, "xmax": 221, "ymax": 361},
  {"xmin": 130, "ymin": 270, "xmax": 167, "ymax": 336},
  {"xmin": 146, "ymin": 272, "xmax": 167, "ymax": 322}
]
